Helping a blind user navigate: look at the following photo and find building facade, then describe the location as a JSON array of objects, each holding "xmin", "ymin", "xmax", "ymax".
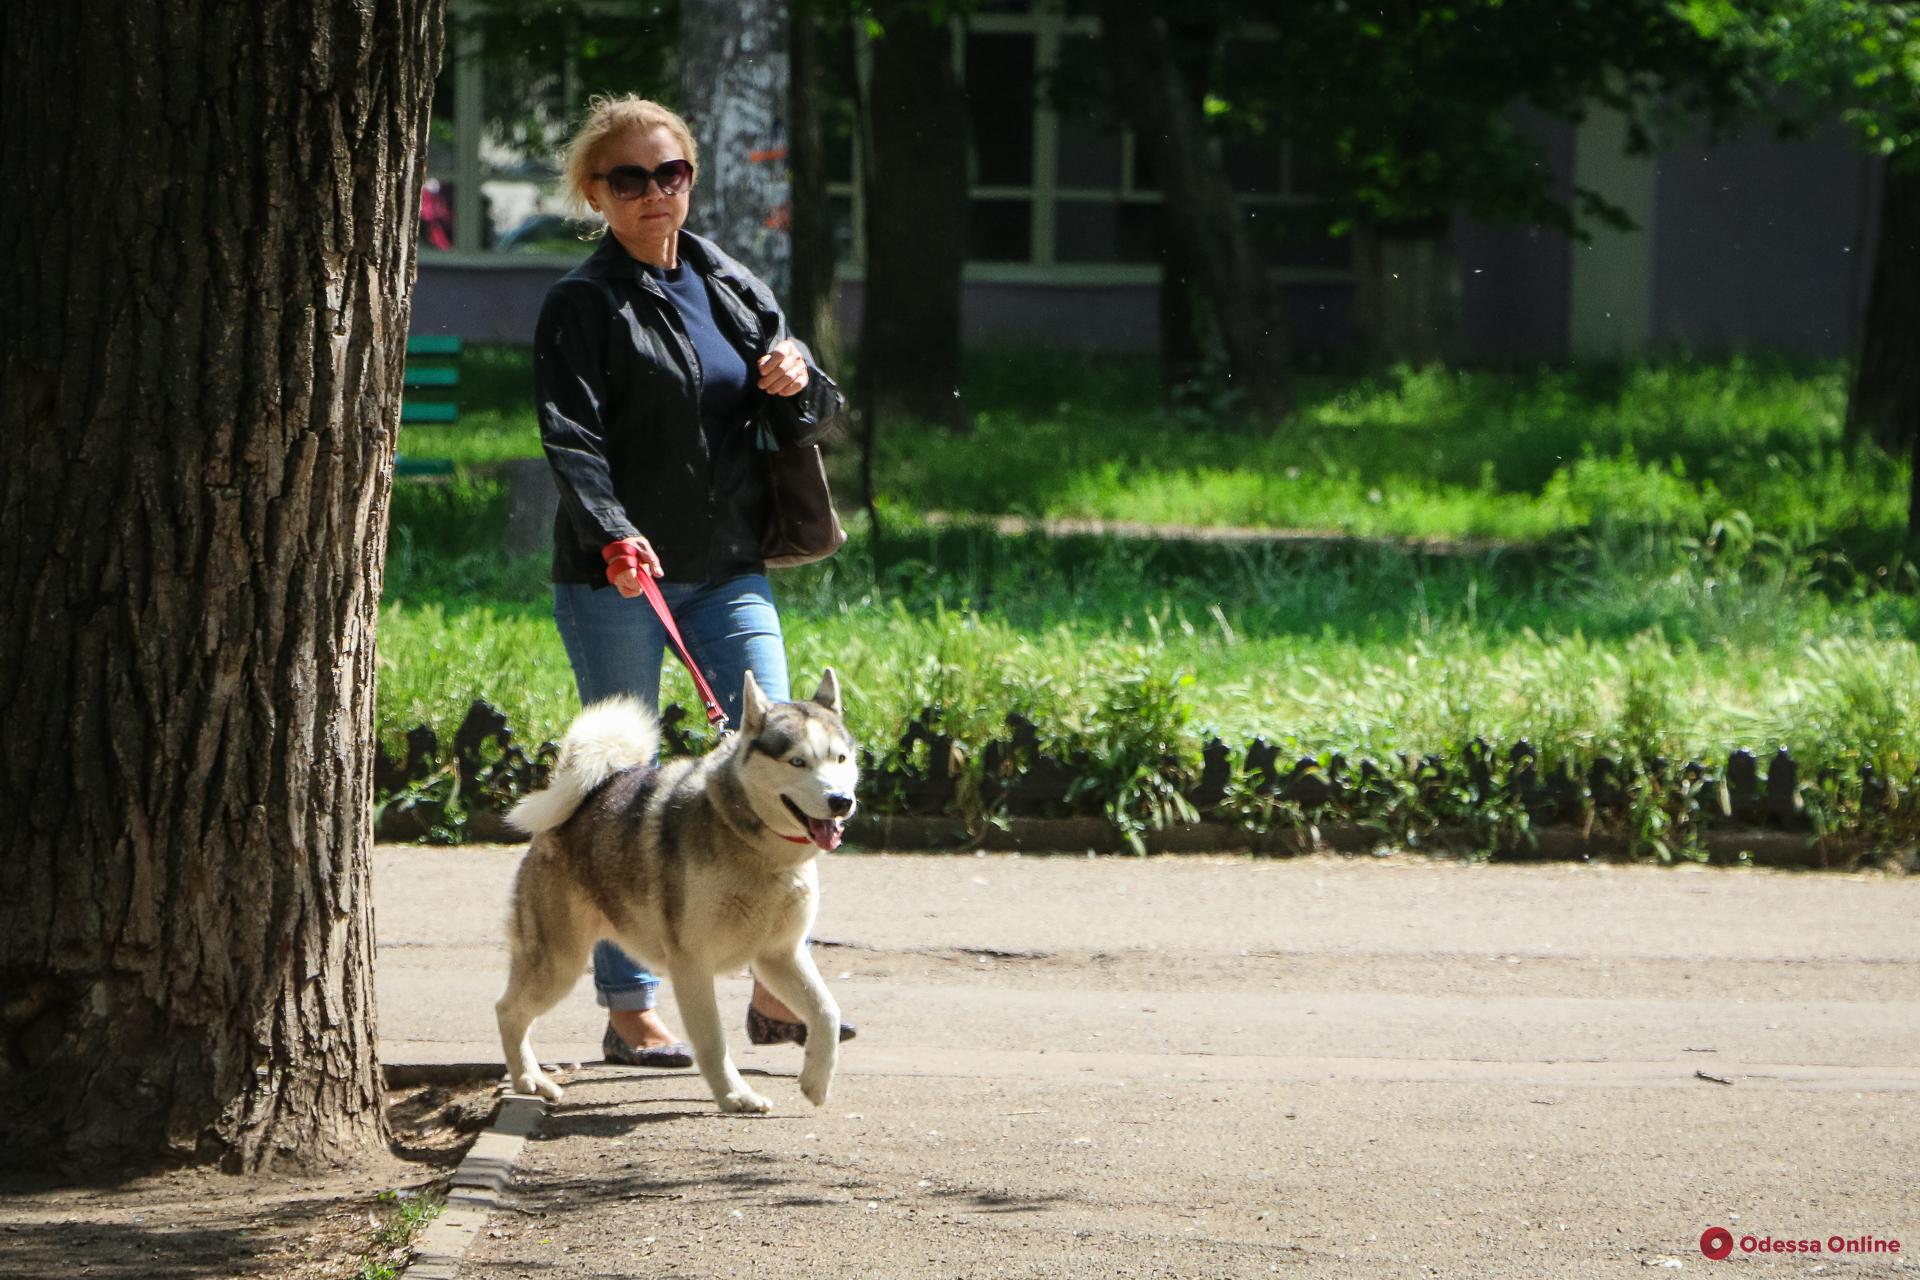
[{"xmin": 411, "ymin": 2, "xmax": 1881, "ymax": 361}]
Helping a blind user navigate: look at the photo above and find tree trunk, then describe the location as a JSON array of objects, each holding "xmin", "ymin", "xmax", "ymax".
[
  {"xmin": 862, "ymin": 3, "xmax": 971, "ymax": 432},
  {"xmin": 1098, "ymin": 0, "xmax": 1292, "ymax": 418},
  {"xmin": 1909, "ymin": 425, "xmax": 1920, "ymax": 559},
  {"xmin": 1158, "ymin": 229, "xmax": 1206, "ymax": 391},
  {"xmin": 845, "ymin": 15, "xmax": 885, "ymax": 536},
  {"xmin": 787, "ymin": 0, "xmax": 840, "ymax": 364},
  {"xmin": 1848, "ymin": 156, "xmax": 1920, "ymax": 465},
  {"xmin": 681, "ymin": 0, "xmax": 792, "ymax": 301},
  {"xmin": 0, "ymin": 0, "xmax": 443, "ymax": 1174},
  {"xmin": 1354, "ymin": 221, "xmax": 1463, "ymax": 364}
]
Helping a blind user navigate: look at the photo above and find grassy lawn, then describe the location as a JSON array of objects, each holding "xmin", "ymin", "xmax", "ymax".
[
  {"xmin": 398, "ymin": 344, "xmax": 547, "ymax": 468},
  {"xmin": 402, "ymin": 344, "xmax": 1907, "ymax": 560},
  {"xmin": 383, "ymin": 506, "xmax": 1920, "ymax": 776},
  {"xmin": 383, "ymin": 347, "xmax": 1920, "ymax": 842}
]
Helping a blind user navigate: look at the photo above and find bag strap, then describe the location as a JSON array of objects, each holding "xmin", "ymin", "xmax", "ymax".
[{"xmin": 633, "ymin": 573, "xmax": 730, "ymax": 731}]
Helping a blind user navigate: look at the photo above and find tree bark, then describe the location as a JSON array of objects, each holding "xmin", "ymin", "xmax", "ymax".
[
  {"xmin": 862, "ymin": 3, "xmax": 971, "ymax": 432},
  {"xmin": 845, "ymin": 15, "xmax": 884, "ymax": 535},
  {"xmin": 1158, "ymin": 229, "xmax": 1206, "ymax": 391},
  {"xmin": 681, "ymin": 0, "xmax": 792, "ymax": 301},
  {"xmin": 0, "ymin": 0, "xmax": 443, "ymax": 1174},
  {"xmin": 1848, "ymin": 157, "xmax": 1920, "ymax": 467},
  {"xmin": 1099, "ymin": 0, "xmax": 1292, "ymax": 418},
  {"xmin": 1354, "ymin": 221, "xmax": 1463, "ymax": 364},
  {"xmin": 787, "ymin": 0, "xmax": 840, "ymax": 363},
  {"xmin": 1909, "ymin": 423, "xmax": 1920, "ymax": 559}
]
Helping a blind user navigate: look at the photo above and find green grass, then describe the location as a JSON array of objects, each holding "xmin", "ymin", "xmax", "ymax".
[
  {"xmin": 397, "ymin": 344, "xmax": 541, "ymax": 468},
  {"xmin": 889, "ymin": 351, "xmax": 1904, "ymax": 559},
  {"xmin": 355, "ymin": 1189, "xmax": 443, "ymax": 1280},
  {"xmin": 379, "ymin": 516, "xmax": 1920, "ymax": 785},
  {"xmin": 404, "ymin": 344, "xmax": 1911, "ymax": 565},
  {"xmin": 380, "ymin": 347, "xmax": 1920, "ymax": 847},
  {"xmin": 371, "ymin": 1190, "xmax": 443, "ymax": 1248}
]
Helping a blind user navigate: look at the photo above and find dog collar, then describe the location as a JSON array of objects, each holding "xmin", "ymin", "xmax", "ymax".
[{"xmin": 779, "ymin": 832, "xmax": 811, "ymax": 844}]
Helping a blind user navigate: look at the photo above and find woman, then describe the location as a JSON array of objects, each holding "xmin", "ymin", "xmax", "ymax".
[{"xmin": 534, "ymin": 95, "xmax": 852, "ymax": 1068}]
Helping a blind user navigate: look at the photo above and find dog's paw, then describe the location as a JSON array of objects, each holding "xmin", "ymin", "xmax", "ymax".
[
  {"xmin": 719, "ymin": 1087, "xmax": 773, "ymax": 1114},
  {"xmin": 515, "ymin": 1072, "xmax": 565, "ymax": 1104},
  {"xmin": 799, "ymin": 1063, "xmax": 833, "ymax": 1107}
]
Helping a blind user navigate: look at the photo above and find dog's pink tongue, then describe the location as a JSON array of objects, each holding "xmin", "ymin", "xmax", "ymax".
[{"xmin": 807, "ymin": 817, "xmax": 845, "ymax": 851}]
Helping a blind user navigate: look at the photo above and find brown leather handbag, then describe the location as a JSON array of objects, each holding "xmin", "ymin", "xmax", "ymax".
[{"xmin": 761, "ymin": 443, "xmax": 847, "ymax": 567}]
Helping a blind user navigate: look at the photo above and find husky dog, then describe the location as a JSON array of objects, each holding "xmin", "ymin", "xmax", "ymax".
[{"xmin": 496, "ymin": 668, "xmax": 856, "ymax": 1113}]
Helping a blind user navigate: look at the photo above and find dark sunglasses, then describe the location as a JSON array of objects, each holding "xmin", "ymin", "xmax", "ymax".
[{"xmin": 595, "ymin": 159, "xmax": 693, "ymax": 200}]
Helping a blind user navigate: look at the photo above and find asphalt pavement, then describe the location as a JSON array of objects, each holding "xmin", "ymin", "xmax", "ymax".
[{"xmin": 375, "ymin": 845, "xmax": 1920, "ymax": 1278}]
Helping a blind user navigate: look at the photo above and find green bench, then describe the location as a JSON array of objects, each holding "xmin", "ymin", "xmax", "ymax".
[
  {"xmin": 402, "ymin": 333, "xmax": 462, "ymax": 423},
  {"xmin": 397, "ymin": 334, "xmax": 460, "ymax": 478}
]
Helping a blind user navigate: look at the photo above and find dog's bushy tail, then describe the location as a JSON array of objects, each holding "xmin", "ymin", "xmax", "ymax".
[{"xmin": 508, "ymin": 696, "xmax": 660, "ymax": 835}]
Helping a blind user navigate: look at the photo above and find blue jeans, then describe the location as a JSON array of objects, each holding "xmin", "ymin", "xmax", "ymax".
[{"xmin": 553, "ymin": 574, "xmax": 790, "ymax": 1012}]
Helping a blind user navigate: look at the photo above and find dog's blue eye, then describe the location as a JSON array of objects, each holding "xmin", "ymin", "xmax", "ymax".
[{"xmin": 790, "ymin": 756, "xmax": 806, "ymax": 768}]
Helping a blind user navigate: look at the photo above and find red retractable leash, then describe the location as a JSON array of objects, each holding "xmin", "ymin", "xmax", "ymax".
[
  {"xmin": 606, "ymin": 546, "xmax": 821, "ymax": 847},
  {"xmin": 634, "ymin": 572, "xmax": 732, "ymax": 732},
  {"xmin": 603, "ymin": 542, "xmax": 730, "ymax": 733}
]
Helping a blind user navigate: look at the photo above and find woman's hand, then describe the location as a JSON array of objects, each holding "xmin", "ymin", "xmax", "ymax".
[
  {"xmin": 602, "ymin": 537, "xmax": 665, "ymax": 597},
  {"xmin": 756, "ymin": 339, "xmax": 810, "ymax": 397}
]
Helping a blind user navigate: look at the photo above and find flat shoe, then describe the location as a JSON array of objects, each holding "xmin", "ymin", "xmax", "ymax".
[
  {"xmin": 746, "ymin": 1004, "xmax": 857, "ymax": 1046},
  {"xmin": 602, "ymin": 1022, "xmax": 693, "ymax": 1068}
]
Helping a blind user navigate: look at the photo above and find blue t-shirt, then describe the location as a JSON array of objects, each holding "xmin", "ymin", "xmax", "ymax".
[{"xmin": 646, "ymin": 259, "xmax": 752, "ymax": 426}]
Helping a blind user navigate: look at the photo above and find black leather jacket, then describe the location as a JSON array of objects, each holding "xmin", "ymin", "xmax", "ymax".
[{"xmin": 533, "ymin": 229, "xmax": 844, "ymax": 584}]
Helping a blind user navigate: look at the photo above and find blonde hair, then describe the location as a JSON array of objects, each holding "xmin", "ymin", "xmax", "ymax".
[{"xmin": 561, "ymin": 95, "xmax": 700, "ymax": 223}]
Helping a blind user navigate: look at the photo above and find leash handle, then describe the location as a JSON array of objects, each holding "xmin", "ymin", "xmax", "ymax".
[{"xmin": 633, "ymin": 572, "xmax": 730, "ymax": 730}]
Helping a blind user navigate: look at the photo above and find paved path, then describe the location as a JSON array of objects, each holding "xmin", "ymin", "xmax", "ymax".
[{"xmin": 376, "ymin": 847, "xmax": 1920, "ymax": 1278}]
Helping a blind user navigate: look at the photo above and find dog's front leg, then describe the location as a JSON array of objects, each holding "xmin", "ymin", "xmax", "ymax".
[
  {"xmin": 670, "ymin": 964, "xmax": 771, "ymax": 1114},
  {"xmin": 753, "ymin": 944, "xmax": 840, "ymax": 1107}
]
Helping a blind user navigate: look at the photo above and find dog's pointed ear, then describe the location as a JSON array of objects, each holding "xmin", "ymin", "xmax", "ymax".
[
  {"xmin": 811, "ymin": 667, "xmax": 842, "ymax": 717},
  {"xmin": 741, "ymin": 668, "xmax": 771, "ymax": 733}
]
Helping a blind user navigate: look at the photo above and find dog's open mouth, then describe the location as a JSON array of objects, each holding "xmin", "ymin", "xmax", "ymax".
[{"xmin": 781, "ymin": 795, "xmax": 846, "ymax": 851}]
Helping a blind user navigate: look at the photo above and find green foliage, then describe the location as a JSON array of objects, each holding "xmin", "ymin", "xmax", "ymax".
[
  {"xmin": 1063, "ymin": 664, "xmax": 1202, "ymax": 848},
  {"xmin": 439, "ymin": 0, "xmax": 680, "ymax": 161},
  {"xmin": 355, "ymin": 1190, "xmax": 443, "ymax": 1280},
  {"xmin": 1676, "ymin": 1, "xmax": 1920, "ymax": 159},
  {"xmin": 1174, "ymin": 1, "xmax": 1763, "ymax": 235},
  {"xmin": 371, "ymin": 1189, "xmax": 444, "ymax": 1248},
  {"xmin": 1040, "ymin": 2, "xmax": 1762, "ymax": 238}
]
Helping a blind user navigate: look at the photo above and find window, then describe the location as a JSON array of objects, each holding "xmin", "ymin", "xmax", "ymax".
[
  {"xmin": 423, "ymin": 0, "xmax": 1350, "ymax": 282},
  {"xmin": 422, "ymin": 1, "xmax": 676, "ymax": 260},
  {"xmin": 855, "ymin": 5, "xmax": 1351, "ymax": 282}
]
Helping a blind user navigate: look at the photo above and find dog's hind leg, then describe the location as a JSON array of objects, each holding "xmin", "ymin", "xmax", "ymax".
[
  {"xmin": 496, "ymin": 873, "xmax": 593, "ymax": 1103},
  {"xmin": 752, "ymin": 944, "xmax": 841, "ymax": 1107},
  {"xmin": 668, "ymin": 963, "xmax": 771, "ymax": 1114}
]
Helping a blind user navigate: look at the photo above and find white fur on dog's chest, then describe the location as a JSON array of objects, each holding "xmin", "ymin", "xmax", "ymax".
[{"xmin": 687, "ymin": 865, "xmax": 816, "ymax": 967}]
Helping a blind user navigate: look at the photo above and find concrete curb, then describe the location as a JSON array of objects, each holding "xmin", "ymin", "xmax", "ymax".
[
  {"xmin": 405, "ymin": 1093, "xmax": 546, "ymax": 1280},
  {"xmin": 385, "ymin": 1061, "xmax": 513, "ymax": 1088},
  {"xmin": 377, "ymin": 829, "xmax": 1917, "ymax": 872},
  {"xmin": 846, "ymin": 814, "xmax": 1917, "ymax": 870}
]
